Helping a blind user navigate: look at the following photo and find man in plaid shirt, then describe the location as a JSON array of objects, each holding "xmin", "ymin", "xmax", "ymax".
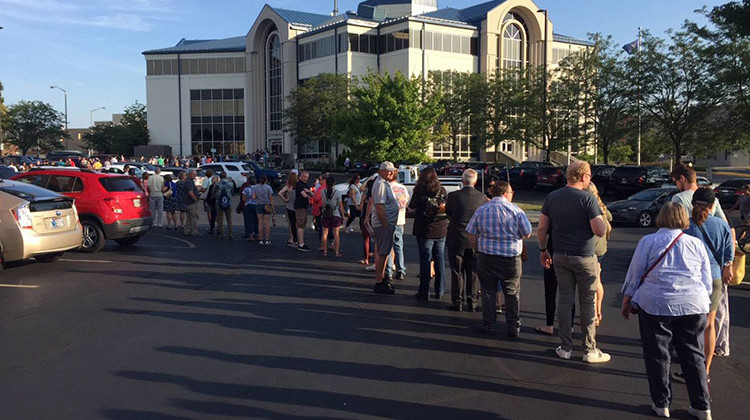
[{"xmin": 466, "ymin": 181, "xmax": 532, "ymax": 337}]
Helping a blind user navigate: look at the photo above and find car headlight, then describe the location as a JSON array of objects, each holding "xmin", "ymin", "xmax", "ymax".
[{"xmin": 625, "ymin": 206, "xmax": 636, "ymax": 211}]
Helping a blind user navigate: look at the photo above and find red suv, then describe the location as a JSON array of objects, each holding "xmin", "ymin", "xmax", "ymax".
[{"xmin": 12, "ymin": 168, "xmax": 152, "ymax": 252}]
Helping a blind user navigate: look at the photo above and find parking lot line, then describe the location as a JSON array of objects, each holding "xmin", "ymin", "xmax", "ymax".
[{"xmin": 0, "ymin": 284, "xmax": 39, "ymax": 289}]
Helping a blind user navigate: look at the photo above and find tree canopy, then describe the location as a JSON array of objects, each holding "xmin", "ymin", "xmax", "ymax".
[
  {"xmin": 2, "ymin": 100, "xmax": 66, "ymax": 155},
  {"xmin": 83, "ymin": 101, "xmax": 150, "ymax": 155}
]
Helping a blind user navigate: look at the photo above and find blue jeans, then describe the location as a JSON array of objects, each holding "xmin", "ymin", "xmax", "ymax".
[
  {"xmin": 386, "ymin": 225, "xmax": 405, "ymax": 277},
  {"xmin": 243, "ymin": 204, "xmax": 258, "ymax": 237},
  {"xmin": 416, "ymin": 237, "xmax": 446, "ymax": 298}
]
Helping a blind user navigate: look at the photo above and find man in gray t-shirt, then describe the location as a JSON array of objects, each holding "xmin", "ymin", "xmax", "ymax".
[
  {"xmin": 371, "ymin": 162, "xmax": 399, "ymax": 295},
  {"xmin": 538, "ymin": 161, "xmax": 609, "ymax": 364},
  {"xmin": 670, "ymin": 165, "xmax": 726, "ymax": 222}
]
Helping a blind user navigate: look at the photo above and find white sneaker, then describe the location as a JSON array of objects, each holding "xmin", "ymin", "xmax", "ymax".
[
  {"xmin": 555, "ymin": 346, "xmax": 571, "ymax": 360},
  {"xmin": 346, "ymin": 227, "xmax": 354, "ymax": 233},
  {"xmin": 688, "ymin": 407, "xmax": 712, "ymax": 420},
  {"xmin": 583, "ymin": 348, "xmax": 611, "ymax": 363},
  {"xmin": 651, "ymin": 403, "xmax": 670, "ymax": 418},
  {"xmin": 365, "ymin": 264, "xmax": 376, "ymax": 271}
]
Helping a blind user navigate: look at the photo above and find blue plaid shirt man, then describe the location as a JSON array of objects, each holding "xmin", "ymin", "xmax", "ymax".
[{"xmin": 466, "ymin": 196, "xmax": 532, "ymax": 257}]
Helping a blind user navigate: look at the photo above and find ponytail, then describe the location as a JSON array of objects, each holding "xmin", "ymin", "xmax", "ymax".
[{"xmin": 692, "ymin": 202, "xmax": 711, "ymax": 226}]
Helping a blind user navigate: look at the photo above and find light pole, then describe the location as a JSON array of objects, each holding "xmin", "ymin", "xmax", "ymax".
[
  {"xmin": 537, "ymin": 9, "xmax": 549, "ymax": 162},
  {"xmin": 50, "ymin": 85, "xmax": 68, "ymax": 149},
  {"xmin": 90, "ymin": 106, "xmax": 105, "ymax": 126}
]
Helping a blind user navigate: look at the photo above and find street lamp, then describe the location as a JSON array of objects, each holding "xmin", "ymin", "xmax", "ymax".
[
  {"xmin": 90, "ymin": 106, "xmax": 106, "ymax": 127},
  {"xmin": 50, "ymin": 85, "xmax": 68, "ymax": 149},
  {"xmin": 536, "ymin": 9, "xmax": 549, "ymax": 162}
]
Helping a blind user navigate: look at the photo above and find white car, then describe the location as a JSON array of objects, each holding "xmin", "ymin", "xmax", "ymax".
[{"xmin": 198, "ymin": 162, "xmax": 252, "ymax": 191}]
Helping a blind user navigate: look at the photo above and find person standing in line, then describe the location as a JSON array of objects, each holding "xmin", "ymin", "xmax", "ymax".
[
  {"xmin": 141, "ymin": 172, "xmax": 150, "ymax": 202},
  {"xmin": 359, "ymin": 178, "xmax": 376, "ymax": 265},
  {"xmin": 408, "ymin": 167, "xmax": 449, "ymax": 301},
  {"xmin": 446, "ymin": 168, "xmax": 489, "ymax": 312},
  {"xmin": 176, "ymin": 171, "xmax": 188, "ymax": 230},
  {"xmin": 200, "ymin": 169, "xmax": 215, "ymax": 230},
  {"xmin": 679, "ymin": 188, "xmax": 733, "ymax": 385},
  {"xmin": 466, "ymin": 181, "xmax": 531, "ymax": 337},
  {"xmin": 386, "ymin": 168, "xmax": 409, "ymax": 281},
  {"xmin": 294, "ymin": 171, "xmax": 314, "ymax": 252},
  {"xmin": 585, "ymin": 182, "xmax": 612, "ymax": 326},
  {"xmin": 729, "ymin": 184, "xmax": 750, "ymax": 223},
  {"xmin": 671, "ymin": 165, "xmax": 731, "ymax": 358},
  {"xmin": 621, "ymin": 203, "xmax": 712, "ymax": 420},
  {"xmin": 319, "ymin": 175, "xmax": 345, "ymax": 257},
  {"xmin": 215, "ymin": 172, "xmax": 235, "ymax": 239},
  {"xmin": 183, "ymin": 169, "xmax": 200, "ymax": 236},
  {"xmin": 241, "ymin": 175, "xmax": 258, "ymax": 241},
  {"xmin": 253, "ymin": 175, "xmax": 275, "ymax": 245},
  {"xmin": 311, "ymin": 173, "xmax": 328, "ymax": 250},
  {"xmin": 371, "ymin": 162, "xmax": 399, "ymax": 294},
  {"xmin": 538, "ymin": 161, "xmax": 610, "ymax": 363},
  {"xmin": 162, "ymin": 174, "xmax": 179, "ymax": 230},
  {"xmin": 279, "ymin": 172, "xmax": 299, "ymax": 247},
  {"xmin": 345, "ymin": 175, "xmax": 362, "ymax": 233},
  {"xmin": 147, "ymin": 167, "xmax": 165, "ymax": 228},
  {"xmin": 204, "ymin": 175, "xmax": 219, "ymax": 234}
]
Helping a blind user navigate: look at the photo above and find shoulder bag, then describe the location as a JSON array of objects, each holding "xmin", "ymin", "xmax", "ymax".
[
  {"xmin": 630, "ymin": 232, "xmax": 684, "ymax": 314},
  {"xmin": 696, "ymin": 224, "xmax": 743, "ymax": 285}
]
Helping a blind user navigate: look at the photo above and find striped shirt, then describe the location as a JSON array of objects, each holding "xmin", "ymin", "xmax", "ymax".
[{"xmin": 466, "ymin": 196, "xmax": 532, "ymax": 257}]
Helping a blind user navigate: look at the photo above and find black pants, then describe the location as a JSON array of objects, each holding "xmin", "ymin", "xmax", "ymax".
[
  {"xmin": 286, "ymin": 208, "xmax": 298, "ymax": 242},
  {"xmin": 207, "ymin": 202, "xmax": 217, "ymax": 232},
  {"xmin": 543, "ymin": 263, "xmax": 575, "ymax": 327},
  {"xmin": 449, "ymin": 246, "xmax": 478, "ymax": 308},
  {"xmin": 638, "ymin": 311, "xmax": 710, "ymax": 411},
  {"xmin": 477, "ymin": 253, "xmax": 521, "ymax": 331},
  {"xmin": 345, "ymin": 205, "xmax": 359, "ymax": 228}
]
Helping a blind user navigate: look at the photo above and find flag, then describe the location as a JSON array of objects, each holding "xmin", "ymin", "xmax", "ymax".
[{"xmin": 623, "ymin": 39, "xmax": 639, "ymax": 55}]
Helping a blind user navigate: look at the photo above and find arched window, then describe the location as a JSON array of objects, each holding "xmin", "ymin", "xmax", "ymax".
[
  {"xmin": 265, "ymin": 33, "xmax": 282, "ymax": 133},
  {"xmin": 502, "ymin": 23, "xmax": 523, "ymax": 69}
]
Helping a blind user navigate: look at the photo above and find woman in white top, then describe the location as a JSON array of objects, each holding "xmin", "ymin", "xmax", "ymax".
[
  {"xmin": 252, "ymin": 175, "xmax": 275, "ymax": 245},
  {"xmin": 621, "ymin": 202, "xmax": 712, "ymax": 419},
  {"xmin": 319, "ymin": 176, "xmax": 346, "ymax": 257},
  {"xmin": 278, "ymin": 172, "xmax": 298, "ymax": 246},
  {"xmin": 344, "ymin": 175, "xmax": 362, "ymax": 232}
]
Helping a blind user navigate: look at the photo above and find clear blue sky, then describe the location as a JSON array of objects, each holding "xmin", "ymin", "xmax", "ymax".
[{"xmin": 0, "ymin": 0, "xmax": 725, "ymax": 128}]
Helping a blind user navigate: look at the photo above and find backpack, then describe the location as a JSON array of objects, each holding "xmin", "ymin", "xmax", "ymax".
[
  {"xmin": 218, "ymin": 185, "xmax": 231, "ymax": 210},
  {"xmin": 421, "ymin": 192, "xmax": 447, "ymax": 221},
  {"xmin": 322, "ymin": 189, "xmax": 335, "ymax": 219}
]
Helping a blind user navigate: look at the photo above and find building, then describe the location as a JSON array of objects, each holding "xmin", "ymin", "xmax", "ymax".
[{"xmin": 142, "ymin": 0, "xmax": 592, "ymax": 162}]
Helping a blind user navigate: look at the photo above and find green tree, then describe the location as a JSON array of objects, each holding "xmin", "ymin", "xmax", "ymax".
[
  {"xmin": 429, "ymin": 71, "xmax": 485, "ymax": 161},
  {"xmin": 484, "ymin": 69, "xmax": 528, "ymax": 162},
  {"xmin": 283, "ymin": 73, "xmax": 349, "ymax": 163},
  {"xmin": 339, "ymin": 71, "xmax": 442, "ymax": 163},
  {"xmin": 0, "ymin": 81, "xmax": 6, "ymax": 149},
  {"xmin": 627, "ymin": 29, "xmax": 724, "ymax": 166},
  {"xmin": 3, "ymin": 100, "xmax": 66, "ymax": 155},
  {"xmin": 83, "ymin": 101, "xmax": 149, "ymax": 155}
]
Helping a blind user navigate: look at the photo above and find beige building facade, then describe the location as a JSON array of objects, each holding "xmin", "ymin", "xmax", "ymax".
[{"xmin": 143, "ymin": 0, "xmax": 592, "ymax": 162}]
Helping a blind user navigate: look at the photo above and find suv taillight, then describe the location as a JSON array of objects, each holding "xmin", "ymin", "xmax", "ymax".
[
  {"xmin": 104, "ymin": 198, "xmax": 123, "ymax": 214},
  {"xmin": 638, "ymin": 176, "xmax": 645, "ymax": 186},
  {"xmin": 11, "ymin": 203, "xmax": 33, "ymax": 229}
]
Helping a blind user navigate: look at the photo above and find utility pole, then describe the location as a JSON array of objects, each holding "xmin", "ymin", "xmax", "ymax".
[
  {"xmin": 637, "ymin": 27, "xmax": 642, "ymax": 166},
  {"xmin": 537, "ymin": 9, "xmax": 549, "ymax": 162},
  {"xmin": 50, "ymin": 85, "xmax": 68, "ymax": 149}
]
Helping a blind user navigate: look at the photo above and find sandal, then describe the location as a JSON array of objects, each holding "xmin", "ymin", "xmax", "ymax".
[
  {"xmin": 358, "ymin": 259, "xmax": 369, "ymax": 264},
  {"xmin": 535, "ymin": 326, "xmax": 554, "ymax": 336}
]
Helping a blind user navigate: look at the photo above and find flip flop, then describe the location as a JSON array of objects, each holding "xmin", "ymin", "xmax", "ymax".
[{"xmin": 535, "ymin": 326, "xmax": 554, "ymax": 336}]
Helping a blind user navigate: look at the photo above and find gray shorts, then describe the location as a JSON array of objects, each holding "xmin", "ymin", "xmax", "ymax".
[{"xmin": 373, "ymin": 225, "xmax": 396, "ymax": 256}]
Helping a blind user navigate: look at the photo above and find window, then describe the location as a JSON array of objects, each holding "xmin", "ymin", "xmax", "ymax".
[
  {"xmin": 266, "ymin": 33, "xmax": 283, "ymax": 134},
  {"xmin": 298, "ymin": 35, "xmax": 340, "ymax": 63},
  {"xmin": 190, "ymin": 89, "xmax": 244, "ymax": 155},
  {"xmin": 502, "ymin": 24, "xmax": 523, "ymax": 69}
]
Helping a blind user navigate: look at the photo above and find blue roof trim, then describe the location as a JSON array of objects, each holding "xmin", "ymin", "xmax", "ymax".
[
  {"xmin": 270, "ymin": 7, "xmax": 333, "ymax": 27},
  {"xmin": 553, "ymin": 33, "xmax": 594, "ymax": 46},
  {"xmin": 419, "ymin": 0, "xmax": 507, "ymax": 26},
  {"xmin": 142, "ymin": 36, "xmax": 246, "ymax": 55}
]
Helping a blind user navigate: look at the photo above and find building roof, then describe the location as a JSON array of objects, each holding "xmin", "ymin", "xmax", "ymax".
[
  {"xmin": 142, "ymin": 36, "xmax": 246, "ymax": 55},
  {"xmin": 552, "ymin": 33, "xmax": 594, "ymax": 46},
  {"xmin": 420, "ymin": 0, "xmax": 507, "ymax": 25},
  {"xmin": 269, "ymin": 7, "xmax": 333, "ymax": 28}
]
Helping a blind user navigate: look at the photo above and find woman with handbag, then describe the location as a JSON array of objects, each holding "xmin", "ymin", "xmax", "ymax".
[
  {"xmin": 621, "ymin": 202, "xmax": 713, "ymax": 419},
  {"xmin": 408, "ymin": 167, "xmax": 449, "ymax": 300},
  {"xmin": 681, "ymin": 187, "xmax": 733, "ymax": 383},
  {"xmin": 252, "ymin": 174, "xmax": 275, "ymax": 245}
]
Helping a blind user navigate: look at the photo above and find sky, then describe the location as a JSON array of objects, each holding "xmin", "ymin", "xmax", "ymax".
[{"xmin": 0, "ymin": 0, "xmax": 727, "ymax": 128}]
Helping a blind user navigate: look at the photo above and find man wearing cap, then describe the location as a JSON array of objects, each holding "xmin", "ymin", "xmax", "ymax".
[{"xmin": 371, "ymin": 161, "xmax": 400, "ymax": 294}]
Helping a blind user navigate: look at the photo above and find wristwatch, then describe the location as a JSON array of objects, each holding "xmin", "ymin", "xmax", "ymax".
[{"xmin": 539, "ymin": 248, "xmax": 547, "ymax": 252}]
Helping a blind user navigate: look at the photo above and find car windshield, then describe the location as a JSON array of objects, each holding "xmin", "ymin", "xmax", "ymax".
[
  {"xmin": 628, "ymin": 189, "xmax": 667, "ymax": 202},
  {"xmin": 720, "ymin": 179, "xmax": 750, "ymax": 188},
  {"xmin": 99, "ymin": 177, "xmax": 143, "ymax": 192},
  {"xmin": 613, "ymin": 167, "xmax": 645, "ymax": 177},
  {"xmin": 242, "ymin": 164, "xmax": 251, "ymax": 171}
]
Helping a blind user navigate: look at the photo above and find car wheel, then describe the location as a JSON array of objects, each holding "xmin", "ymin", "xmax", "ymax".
[
  {"xmin": 637, "ymin": 211, "xmax": 654, "ymax": 228},
  {"xmin": 80, "ymin": 220, "xmax": 106, "ymax": 253},
  {"xmin": 115, "ymin": 235, "xmax": 141, "ymax": 246},
  {"xmin": 36, "ymin": 252, "xmax": 63, "ymax": 263}
]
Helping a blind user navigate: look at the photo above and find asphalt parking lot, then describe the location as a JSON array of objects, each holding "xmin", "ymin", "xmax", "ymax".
[{"xmin": 0, "ymin": 206, "xmax": 749, "ymax": 419}]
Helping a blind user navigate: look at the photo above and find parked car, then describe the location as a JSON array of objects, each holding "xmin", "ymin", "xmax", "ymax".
[
  {"xmin": 591, "ymin": 164, "xmax": 615, "ymax": 195},
  {"xmin": 161, "ymin": 167, "xmax": 207, "ymax": 187},
  {"xmin": 243, "ymin": 161, "xmax": 285, "ymax": 187},
  {"xmin": 350, "ymin": 162, "xmax": 377, "ymax": 177},
  {"xmin": 443, "ymin": 163, "xmax": 467, "ymax": 176},
  {"xmin": 608, "ymin": 187, "xmax": 678, "ymax": 227},
  {"xmin": 0, "ymin": 178, "xmax": 83, "ymax": 268},
  {"xmin": 606, "ymin": 165, "xmax": 669, "ymax": 196},
  {"xmin": 714, "ymin": 178, "xmax": 750, "ymax": 208},
  {"xmin": 2, "ymin": 155, "xmax": 41, "ymax": 167},
  {"xmin": 536, "ymin": 166, "xmax": 567, "ymax": 189},
  {"xmin": 500, "ymin": 161, "xmax": 553, "ymax": 189},
  {"xmin": 0, "ymin": 165, "xmax": 17, "ymax": 179},
  {"xmin": 46, "ymin": 150, "xmax": 84, "ymax": 162},
  {"xmin": 12, "ymin": 168, "xmax": 151, "ymax": 252},
  {"xmin": 198, "ymin": 162, "xmax": 252, "ymax": 191},
  {"xmin": 115, "ymin": 162, "xmax": 173, "ymax": 178},
  {"xmin": 662, "ymin": 176, "xmax": 714, "ymax": 190}
]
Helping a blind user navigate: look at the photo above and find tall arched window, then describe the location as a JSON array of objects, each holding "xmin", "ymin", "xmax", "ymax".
[
  {"xmin": 265, "ymin": 33, "xmax": 282, "ymax": 133},
  {"xmin": 502, "ymin": 24, "xmax": 523, "ymax": 69}
]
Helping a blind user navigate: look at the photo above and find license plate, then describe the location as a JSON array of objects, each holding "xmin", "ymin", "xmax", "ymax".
[
  {"xmin": 50, "ymin": 218, "xmax": 65, "ymax": 228},
  {"xmin": 133, "ymin": 199, "xmax": 141, "ymax": 207},
  {"xmin": 621, "ymin": 178, "xmax": 627, "ymax": 184},
  {"xmin": 541, "ymin": 176, "xmax": 548, "ymax": 180}
]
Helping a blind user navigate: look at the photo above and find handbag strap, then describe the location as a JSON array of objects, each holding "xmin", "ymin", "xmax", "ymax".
[
  {"xmin": 696, "ymin": 224, "xmax": 721, "ymax": 263},
  {"xmin": 638, "ymin": 232, "xmax": 684, "ymax": 287}
]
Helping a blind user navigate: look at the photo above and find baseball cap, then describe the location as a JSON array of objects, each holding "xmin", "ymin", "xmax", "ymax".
[
  {"xmin": 692, "ymin": 187, "xmax": 715, "ymax": 206},
  {"xmin": 290, "ymin": 168, "xmax": 299, "ymax": 175},
  {"xmin": 379, "ymin": 161, "xmax": 396, "ymax": 172}
]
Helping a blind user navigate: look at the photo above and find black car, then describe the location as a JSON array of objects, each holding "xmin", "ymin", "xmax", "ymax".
[
  {"xmin": 591, "ymin": 164, "xmax": 615, "ymax": 194},
  {"xmin": 714, "ymin": 178, "xmax": 750, "ymax": 208},
  {"xmin": 351, "ymin": 162, "xmax": 377, "ymax": 177},
  {"xmin": 608, "ymin": 187, "xmax": 678, "ymax": 227},
  {"xmin": 607, "ymin": 165, "xmax": 669, "ymax": 196},
  {"xmin": 535, "ymin": 166, "xmax": 567, "ymax": 189},
  {"xmin": 501, "ymin": 161, "xmax": 553, "ymax": 189}
]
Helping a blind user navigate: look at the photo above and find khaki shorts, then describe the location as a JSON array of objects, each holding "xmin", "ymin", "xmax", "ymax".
[
  {"xmin": 710, "ymin": 278, "xmax": 723, "ymax": 312},
  {"xmin": 295, "ymin": 208, "xmax": 308, "ymax": 229}
]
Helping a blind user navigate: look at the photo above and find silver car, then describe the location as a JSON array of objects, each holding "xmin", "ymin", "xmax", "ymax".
[{"xmin": 0, "ymin": 178, "xmax": 83, "ymax": 267}]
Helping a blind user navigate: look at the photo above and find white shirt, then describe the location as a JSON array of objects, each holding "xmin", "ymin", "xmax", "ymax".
[{"xmin": 672, "ymin": 190, "xmax": 726, "ymax": 222}]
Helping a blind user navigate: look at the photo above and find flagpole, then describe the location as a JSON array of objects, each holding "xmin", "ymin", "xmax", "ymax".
[{"xmin": 637, "ymin": 27, "xmax": 642, "ymax": 166}]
